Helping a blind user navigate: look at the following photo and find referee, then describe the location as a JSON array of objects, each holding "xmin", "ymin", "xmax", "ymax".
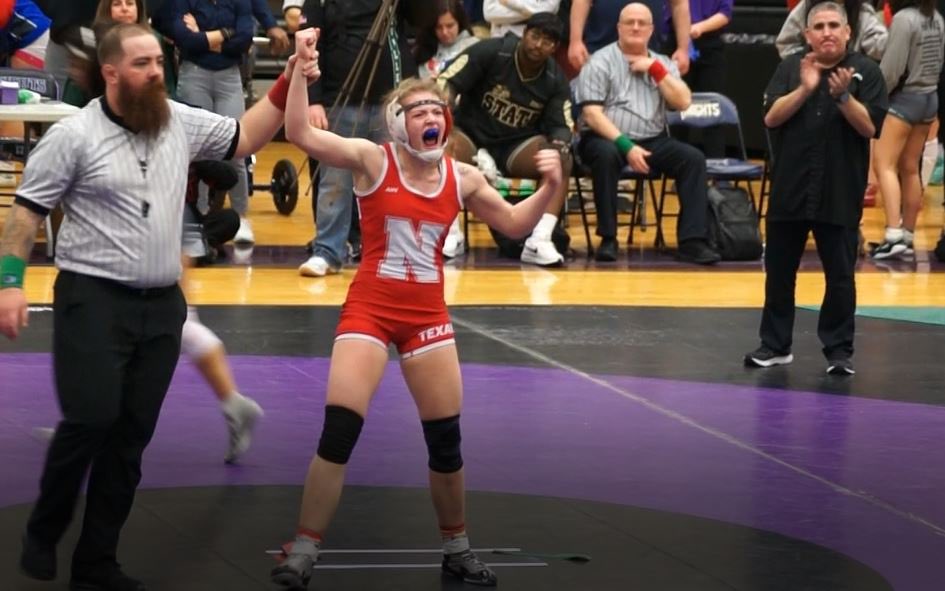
[{"xmin": 0, "ymin": 23, "xmax": 310, "ymax": 590}]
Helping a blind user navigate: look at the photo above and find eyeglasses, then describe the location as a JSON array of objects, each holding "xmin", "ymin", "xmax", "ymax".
[
  {"xmin": 619, "ymin": 18, "xmax": 653, "ymax": 28},
  {"xmin": 525, "ymin": 30, "xmax": 558, "ymax": 48}
]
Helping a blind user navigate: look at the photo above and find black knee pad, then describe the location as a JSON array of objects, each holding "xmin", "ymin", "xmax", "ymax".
[
  {"xmin": 316, "ymin": 405, "xmax": 364, "ymax": 465},
  {"xmin": 422, "ymin": 415, "xmax": 463, "ymax": 473}
]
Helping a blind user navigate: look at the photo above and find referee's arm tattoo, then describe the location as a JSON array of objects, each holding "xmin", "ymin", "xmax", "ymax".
[{"xmin": 0, "ymin": 205, "xmax": 44, "ymax": 261}]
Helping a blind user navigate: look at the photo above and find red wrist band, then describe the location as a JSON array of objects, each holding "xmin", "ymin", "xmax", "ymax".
[
  {"xmin": 267, "ymin": 73, "xmax": 289, "ymax": 111},
  {"xmin": 648, "ymin": 60, "xmax": 668, "ymax": 84}
]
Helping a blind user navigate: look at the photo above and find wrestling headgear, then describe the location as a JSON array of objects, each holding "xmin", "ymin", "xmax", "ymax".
[{"xmin": 385, "ymin": 97, "xmax": 452, "ymax": 162}]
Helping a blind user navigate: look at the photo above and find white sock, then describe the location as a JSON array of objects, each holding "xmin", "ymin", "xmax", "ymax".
[
  {"xmin": 442, "ymin": 533, "xmax": 470, "ymax": 555},
  {"xmin": 221, "ymin": 392, "xmax": 244, "ymax": 413},
  {"xmin": 885, "ymin": 227, "xmax": 904, "ymax": 243},
  {"xmin": 903, "ymin": 229, "xmax": 915, "ymax": 245},
  {"xmin": 531, "ymin": 213, "xmax": 558, "ymax": 241}
]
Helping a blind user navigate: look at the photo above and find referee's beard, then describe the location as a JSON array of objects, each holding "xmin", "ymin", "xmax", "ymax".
[{"xmin": 118, "ymin": 77, "xmax": 170, "ymax": 137}]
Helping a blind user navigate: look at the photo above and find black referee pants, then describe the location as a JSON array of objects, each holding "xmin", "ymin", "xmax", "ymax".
[
  {"xmin": 26, "ymin": 271, "xmax": 186, "ymax": 579},
  {"xmin": 760, "ymin": 220, "xmax": 859, "ymax": 360},
  {"xmin": 578, "ymin": 133, "xmax": 709, "ymax": 243}
]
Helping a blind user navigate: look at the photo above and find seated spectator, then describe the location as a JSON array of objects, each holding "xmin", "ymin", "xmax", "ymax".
[
  {"xmin": 415, "ymin": 0, "xmax": 480, "ymax": 80},
  {"xmin": 776, "ymin": 0, "xmax": 888, "ymax": 60},
  {"xmin": 483, "ymin": 0, "xmax": 561, "ymax": 39},
  {"xmin": 574, "ymin": 2, "xmax": 719, "ymax": 264},
  {"xmin": 438, "ymin": 12, "xmax": 572, "ymax": 266}
]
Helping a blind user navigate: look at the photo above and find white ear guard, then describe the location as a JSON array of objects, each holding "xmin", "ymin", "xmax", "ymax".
[{"xmin": 385, "ymin": 98, "xmax": 453, "ymax": 162}]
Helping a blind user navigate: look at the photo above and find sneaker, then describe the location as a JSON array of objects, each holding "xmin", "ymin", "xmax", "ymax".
[
  {"xmin": 298, "ymin": 255, "xmax": 339, "ymax": 277},
  {"xmin": 744, "ymin": 346, "xmax": 793, "ymax": 368},
  {"xmin": 234, "ymin": 217, "xmax": 255, "ymax": 244},
  {"xmin": 870, "ymin": 239, "xmax": 909, "ymax": 260},
  {"xmin": 223, "ymin": 395, "xmax": 264, "ymax": 464},
  {"xmin": 271, "ymin": 553, "xmax": 314, "ymax": 591},
  {"xmin": 520, "ymin": 235, "xmax": 564, "ymax": 267},
  {"xmin": 442, "ymin": 549, "xmax": 497, "ymax": 587},
  {"xmin": 69, "ymin": 569, "xmax": 146, "ymax": 591},
  {"xmin": 20, "ymin": 533, "xmax": 56, "ymax": 581},
  {"xmin": 676, "ymin": 238, "xmax": 721, "ymax": 265},
  {"xmin": 231, "ymin": 244, "xmax": 253, "ymax": 265},
  {"xmin": 826, "ymin": 358, "xmax": 855, "ymax": 376},
  {"xmin": 473, "ymin": 148, "xmax": 498, "ymax": 183},
  {"xmin": 443, "ymin": 233, "xmax": 465, "ymax": 259}
]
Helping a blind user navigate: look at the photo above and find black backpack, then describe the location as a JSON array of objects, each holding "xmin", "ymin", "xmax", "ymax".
[{"xmin": 706, "ymin": 186, "xmax": 763, "ymax": 261}]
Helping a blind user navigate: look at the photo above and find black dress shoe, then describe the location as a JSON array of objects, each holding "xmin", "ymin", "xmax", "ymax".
[
  {"xmin": 676, "ymin": 239, "xmax": 721, "ymax": 265},
  {"xmin": 70, "ymin": 570, "xmax": 147, "ymax": 591},
  {"xmin": 20, "ymin": 533, "xmax": 56, "ymax": 580},
  {"xmin": 595, "ymin": 237, "xmax": 618, "ymax": 262}
]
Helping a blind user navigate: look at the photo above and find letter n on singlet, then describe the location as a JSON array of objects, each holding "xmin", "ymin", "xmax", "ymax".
[{"xmin": 378, "ymin": 217, "xmax": 445, "ymax": 283}]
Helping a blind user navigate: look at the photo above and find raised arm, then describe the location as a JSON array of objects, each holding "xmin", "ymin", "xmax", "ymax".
[
  {"xmin": 283, "ymin": 28, "xmax": 382, "ymax": 173},
  {"xmin": 461, "ymin": 150, "xmax": 562, "ymax": 239}
]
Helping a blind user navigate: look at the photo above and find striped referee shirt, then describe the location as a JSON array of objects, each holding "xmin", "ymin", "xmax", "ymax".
[
  {"xmin": 15, "ymin": 97, "xmax": 238, "ymax": 288},
  {"xmin": 574, "ymin": 42, "xmax": 679, "ymax": 140}
]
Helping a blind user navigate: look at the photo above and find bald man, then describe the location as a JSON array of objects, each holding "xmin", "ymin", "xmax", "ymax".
[{"xmin": 574, "ymin": 3, "xmax": 719, "ymax": 264}]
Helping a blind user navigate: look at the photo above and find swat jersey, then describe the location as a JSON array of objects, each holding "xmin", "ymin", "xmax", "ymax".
[{"xmin": 439, "ymin": 33, "xmax": 572, "ymax": 149}]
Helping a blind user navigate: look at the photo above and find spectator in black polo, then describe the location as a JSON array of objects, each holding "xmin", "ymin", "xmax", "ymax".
[
  {"xmin": 438, "ymin": 11, "xmax": 573, "ymax": 267},
  {"xmin": 744, "ymin": 2, "xmax": 887, "ymax": 376},
  {"xmin": 0, "ymin": 23, "xmax": 312, "ymax": 589},
  {"xmin": 574, "ymin": 2, "xmax": 720, "ymax": 263}
]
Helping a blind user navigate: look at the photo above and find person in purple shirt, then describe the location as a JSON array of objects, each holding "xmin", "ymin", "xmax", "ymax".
[{"xmin": 672, "ymin": 0, "xmax": 732, "ymax": 157}]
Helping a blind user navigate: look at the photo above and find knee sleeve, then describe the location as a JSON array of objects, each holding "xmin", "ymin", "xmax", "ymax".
[
  {"xmin": 181, "ymin": 315, "xmax": 223, "ymax": 359},
  {"xmin": 316, "ymin": 405, "xmax": 364, "ymax": 465},
  {"xmin": 422, "ymin": 415, "xmax": 463, "ymax": 473}
]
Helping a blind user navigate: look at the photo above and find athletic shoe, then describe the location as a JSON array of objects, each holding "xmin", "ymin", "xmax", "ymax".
[
  {"xmin": 271, "ymin": 553, "xmax": 314, "ymax": 591},
  {"xmin": 234, "ymin": 217, "xmax": 255, "ymax": 244},
  {"xmin": 443, "ymin": 228, "xmax": 465, "ymax": 259},
  {"xmin": 826, "ymin": 358, "xmax": 855, "ymax": 376},
  {"xmin": 298, "ymin": 255, "xmax": 339, "ymax": 277},
  {"xmin": 442, "ymin": 549, "xmax": 497, "ymax": 586},
  {"xmin": 223, "ymin": 395, "xmax": 263, "ymax": 464},
  {"xmin": 744, "ymin": 346, "xmax": 793, "ymax": 368},
  {"xmin": 870, "ymin": 239, "xmax": 909, "ymax": 260},
  {"xmin": 520, "ymin": 235, "xmax": 563, "ymax": 267}
]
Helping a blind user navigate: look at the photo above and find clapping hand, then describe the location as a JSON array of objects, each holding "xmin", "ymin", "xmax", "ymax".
[
  {"xmin": 800, "ymin": 52, "xmax": 823, "ymax": 92},
  {"xmin": 828, "ymin": 67, "xmax": 854, "ymax": 99}
]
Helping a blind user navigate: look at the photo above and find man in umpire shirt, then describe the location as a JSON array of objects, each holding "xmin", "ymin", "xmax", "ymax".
[{"xmin": 0, "ymin": 23, "xmax": 314, "ymax": 590}]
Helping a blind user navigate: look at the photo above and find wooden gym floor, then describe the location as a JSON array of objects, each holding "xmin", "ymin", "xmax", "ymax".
[{"xmin": 2, "ymin": 141, "xmax": 945, "ymax": 590}]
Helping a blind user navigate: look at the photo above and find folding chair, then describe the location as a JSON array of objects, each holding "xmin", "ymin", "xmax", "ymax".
[
  {"xmin": 0, "ymin": 68, "xmax": 63, "ymax": 258},
  {"xmin": 655, "ymin": 92, "xmax": 765, "ymax": 249},
  {"xmin": 572, "ymin": 135, "xmax": 662, "ymax": 257}
]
